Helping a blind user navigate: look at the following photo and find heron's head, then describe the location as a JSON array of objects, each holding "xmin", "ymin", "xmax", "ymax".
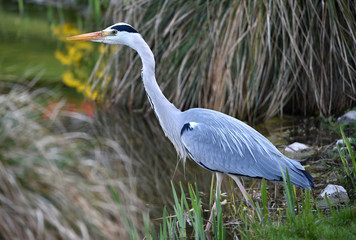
[{"xmin": 67, "ymin": 23, "xmax": 141, "ymax": 46}]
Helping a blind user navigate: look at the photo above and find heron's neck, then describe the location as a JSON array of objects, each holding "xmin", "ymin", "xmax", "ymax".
[
  {"xmin": 132, "ymin": 38, "xmax": 186, "ymax": 158},
  {"xmin": 133, "ymin": 39, "xmax": 179, "ymax": 115}
]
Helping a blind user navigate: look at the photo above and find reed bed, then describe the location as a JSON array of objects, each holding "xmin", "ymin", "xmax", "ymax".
[
  {"xmin": 88, "ymin": 0, "xmax": 355, "ymax": 123},
  {"xmin": 0, "ymin": 83, "xmax": 145, "ymax": 239}
]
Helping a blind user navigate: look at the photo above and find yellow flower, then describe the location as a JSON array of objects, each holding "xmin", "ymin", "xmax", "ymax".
[
  {"xmin": 62, "ymin": 71, "xmax": 80, "ymax": 88},
  {"xmin": 76, "ymin": 42, "xmax": 94, "ymax": 51},
  {"xmin": 76, "ymin": 83, "xmax": 86, "ymax": 92},
  {"xmin": 84, "ymin": 87, "xmax": 92, "ymax": 98},
  {"xmin": 53, "ymin": 24, "xmax": 79, "ymax": 42},
  {"xmin": 78, "ymin": 86, "xmax": 100, "ymax": 100},
  {"xmin": 54, "ymin": 23, "xmax": 107, "ymax": 101},
  {"xmin": 68, "ymin": 46, "xmax": 83, "ymax": 63},
  {"xmin": 55, "ymin": 50, "xmax": 71, "ymax": 65}
]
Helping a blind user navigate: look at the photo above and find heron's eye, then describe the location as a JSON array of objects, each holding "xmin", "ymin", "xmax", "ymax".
[{"xmin": 111, "ymin": 30, "xmax": 117, "ymax": 35}]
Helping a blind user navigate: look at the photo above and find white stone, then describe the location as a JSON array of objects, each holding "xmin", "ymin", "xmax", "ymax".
[
  {"xmin": 336, "ymin": 138, "xmax": 353, "ymax": 146},
  {"xmin": 337, "ymin": 110, "xmax": 356, "ymax": 124},
  {"xmin": 285, "ymin": 142, "xmax": 309, "ymax": 153},
  {"xmin": 317, "ymin": 184, "xmax": 349, "ymax": 208},
  {"xmin": 319, "ymin": 184, "xmax": 348, "ymax": 200}
]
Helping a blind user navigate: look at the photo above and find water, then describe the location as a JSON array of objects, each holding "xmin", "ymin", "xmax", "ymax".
[{"xmin": 0, "ymin": 6, "xmax": 63, "ymax": 81}]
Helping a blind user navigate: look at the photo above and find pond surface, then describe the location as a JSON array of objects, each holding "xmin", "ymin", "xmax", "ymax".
[{"xmin": 0, "ymin": 6, "xmax": 63, "ymax": 82}]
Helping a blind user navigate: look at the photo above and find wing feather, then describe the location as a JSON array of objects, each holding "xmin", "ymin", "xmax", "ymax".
[{"xmin": 180, "ymin": 109, "xmax": 313, "ymax": 189}]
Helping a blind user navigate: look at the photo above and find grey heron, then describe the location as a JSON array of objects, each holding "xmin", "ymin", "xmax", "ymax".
[{"xmin": 68, "ymin": 22, "xmax": 314, "ymax": 212}]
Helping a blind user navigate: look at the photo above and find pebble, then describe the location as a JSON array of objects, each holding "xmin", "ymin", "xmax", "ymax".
[
  {"xmin": 284, "ymin": 142, "xmax": 316, "ymax": 159},
  {"xmin": 285, "ymin": 142, "xmax": 310, "ymax": 152},
  {"xmin": 317, "ymin": 184, "xmax": 349, "ymax": 208},
  {"xmin": 337, "ymin": 110, "xmax": 356, "ymax": 124}
]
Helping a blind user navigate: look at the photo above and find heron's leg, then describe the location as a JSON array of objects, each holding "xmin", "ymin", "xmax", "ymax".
[
  {"xmin": 228, "ymin": 174, "xmax": 251, "ymax": 206},
  {"xmin": 215, "ymin": 172, "xmax": 223, "ymax": 198},
  {"xmin": 205, "ymin": 172, "xmax": 223, "ymax": 232}
]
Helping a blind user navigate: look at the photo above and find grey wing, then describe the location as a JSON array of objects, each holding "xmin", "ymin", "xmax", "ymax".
[{"xmin": 180, "ymin": 118, "xmax": 313, "ymax": 189}]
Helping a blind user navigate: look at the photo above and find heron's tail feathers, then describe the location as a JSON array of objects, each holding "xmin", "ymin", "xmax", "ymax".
[
  {"xmin": 286, "ymin": 159, "xmax": 314, "ymax": 189},
  {"xmin": 300, "ymin": 169, "xmax": 314, "ymax": 188}
]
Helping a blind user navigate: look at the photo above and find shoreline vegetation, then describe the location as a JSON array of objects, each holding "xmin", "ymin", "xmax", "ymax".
[
  {"xmin": 0, "ymin": 0, "xmax": 355, "ymax": 239},
  {"xmin": 88, "ymin": 0, "xmax": 355, "ymax": 123},
  {"xmin": 3, "ymin": 1, "xmax": 354, "ymax": 122},
  {"xmin": 0, "ymin": 83, "xmax": 355, "ymax": 239}
]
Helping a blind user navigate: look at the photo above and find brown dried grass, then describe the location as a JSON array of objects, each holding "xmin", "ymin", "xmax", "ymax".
[
  {"xmin": 0, "ymin": 83, "xmax": 145, "ymax": 239},
  {"xmin": 88, "ymin": 0, "xmax": 355, "ymax": 123}
]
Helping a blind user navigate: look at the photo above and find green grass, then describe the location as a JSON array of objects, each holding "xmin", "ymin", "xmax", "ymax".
[
  {"xmin": 139, "ymin": 178, "xmax": 356, "ymax": 239},
  {"xmin": 138, "ymin": 129, "xmax": 356, "ymax": 239},
  {"xmin": 144, "ymin": 178, "xmax": 356, "ymax": 239},
  {"xmin": 337, "ymin": 126, "xmax": 356, "ymax": 200},
  {"xmin": 248, "ymin": 206, "xmax": 356, "ymax": 240}
]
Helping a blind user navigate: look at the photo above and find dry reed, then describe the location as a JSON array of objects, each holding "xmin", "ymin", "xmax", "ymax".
[
  {"xmin": 0, "ymin": 83, "xmax": 145, "ymax": 239},
  {"xmin": 88, "ymin": 0, "xmax": 355, "ymax": 123}
]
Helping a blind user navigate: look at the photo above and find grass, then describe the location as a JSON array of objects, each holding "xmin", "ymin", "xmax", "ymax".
[
  {"xmin": 143, "ymin": 168, "xmax": 356, "ymax": 239},
  {"xmin": 0, "ymin": 82, "xmax": 355, "ymax": 239},
  {"xmin": 138, "ymin": 174, "xmax": 356, "ymax": 239},
  {"xmin": 0, "ymin": 83, "xmax": 147, "ymax": 239},
  {"xmin": 248, "ymin": 206, "xmax": 356, "ymax": 239},
  {"xmin": 337, "ymin": 126, "xmax": 356, "ymax": 200},
  {"xmin": 83, "ymin": 0, "xmax": 356, "ymax": 123},
  {"xmin": 137, "ymin": 128, "xmax": 356, "ymax": 239}
]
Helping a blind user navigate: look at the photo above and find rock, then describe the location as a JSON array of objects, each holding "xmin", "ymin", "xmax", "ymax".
[
  {"xmin": 284, "ymin": 142, "xmax": 316, "ymax": 159},
  {"xmin": 334, "ymin": 138, "xmax": 355, "ymax": 152},
  {"xmin": 335, "ymin": 138, "xmax": 355, "ymax": 147},
  {"xmin": 285, "ymin": 142, "xmax": 309, "ymax": 152},
  {"xmin": 336, "ymin": 138, "xmax": 352, "ymax": 146},
  {"xmin": 320, "ymin": 184, "xmax": 348, "ymax": 199},
  {"xmin": 317, "ymin": 184, "xmax": 349, "ymax": 208},
  {"xmin": 337, "ymin": 110, "xmax": 356, "ymax": 124}
]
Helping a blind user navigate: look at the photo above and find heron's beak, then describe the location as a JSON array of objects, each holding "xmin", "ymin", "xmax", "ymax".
[{"xmin": 67, "ymin": 31, "xmax": 107, "ymax": 41}]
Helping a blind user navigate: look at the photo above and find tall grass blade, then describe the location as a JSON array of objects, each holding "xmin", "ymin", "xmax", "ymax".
[
  {"xmin": 261, "ymin": 178, "xmax": 268, "ymax": 223},
  {"xmin": 144, "ymin": 212, "xmax": 153, "ymax": 240},
  {"xmin": 338, "ymin": 145, "xmax": 350, "ymax": 177},
  {"xmin": 212, "ymin": 187, "xmax": 225, "ymax": 240},
  {"xmin": 280, "ymin": 167, "xmax": 295, "ymax": 221},
  {"xmin": 110, "ymin": 185, "xmax": 140, "ymax": 239},
  {"xmin": 17, "ymin": 0, "xmax": 24, "ymax": 16},
  {"xmin": 188, "ymin": 184, "xmax": 206, "ymax": 240},
  {"xmin": 302, "ymin": 189, "xmax": 312, "ymax": 222},
  {"xmin": 171, "ymin": 182, "xmax": 186, "ymax": 239},
  {"xmin": 340, "ymin": 126, "xmax": 356, "ymax": 175},
  {"xmin": 162, "ymin": 207, "xmax": 167, "ymax": 239}
]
